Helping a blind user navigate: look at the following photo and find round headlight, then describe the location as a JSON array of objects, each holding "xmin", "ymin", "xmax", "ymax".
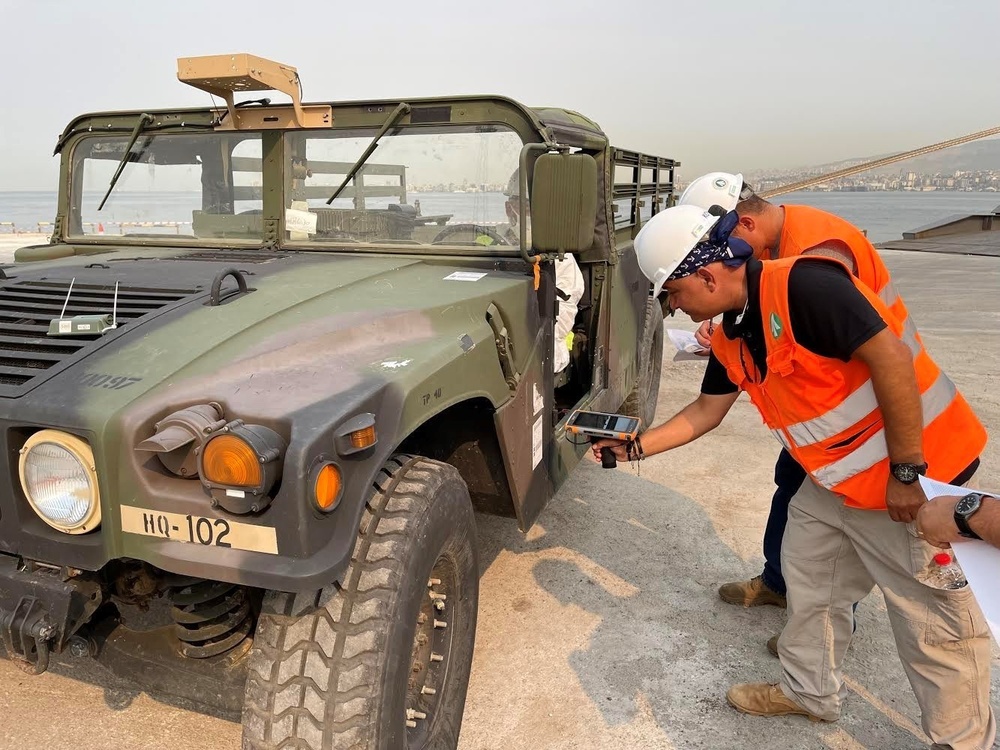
[{"xmin": 18, "ymin": 430, "xmax": 101, "ymax": 534}]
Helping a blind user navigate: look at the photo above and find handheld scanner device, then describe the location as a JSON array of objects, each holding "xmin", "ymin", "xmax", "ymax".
[{"xmin": 565, "ymin": 410, "xmax": 641, "ymax": 468}]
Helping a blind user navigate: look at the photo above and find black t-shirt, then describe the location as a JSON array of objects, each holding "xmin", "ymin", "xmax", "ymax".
[{"xmin": 700, "ymin": 258, "xmax": 887, "ymax": 395}]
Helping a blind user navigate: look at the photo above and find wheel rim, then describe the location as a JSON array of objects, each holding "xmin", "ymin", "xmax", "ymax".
[{"xmin": 405, "ymin": 551, "xmax": 458, "ymax": 745}]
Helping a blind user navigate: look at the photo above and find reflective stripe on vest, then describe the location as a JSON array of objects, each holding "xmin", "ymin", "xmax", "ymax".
[
  {"xmin": 785, "ymin": 380, "xmax": 877, "ymax": 447},
  {"xmin": 877, "ymin": 282, "xmax": 920, "ymax": 355},
  {"xmin": 770, "ymin": 428, "xmax": 792, "ymax": 451},
  {"xmin": 779, "ymin": 315, "xmax": 921, "ymax": 448},
  {"xmin": 879, "ymin": 281, "xmax": 899, "ymax": 307},
  {"xmin": 812, "ymin": 370, "xmax": 958, "ymax": 487},
  {"xmin": 901, "ymin": 316, "xmax": 920, "ymax": 357}
]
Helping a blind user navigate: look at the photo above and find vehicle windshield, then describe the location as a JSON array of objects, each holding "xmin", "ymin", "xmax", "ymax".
[
  {"xmin": 282, "ymin": 125, "xmax": 527, "ymax": 249},
  {"xmin": 68, "ymin": 132, "xmax": 265, "ymax": 241},
  {"xmin": 66, "ymin": 125, "xmax": 527, "ymax": 249}
]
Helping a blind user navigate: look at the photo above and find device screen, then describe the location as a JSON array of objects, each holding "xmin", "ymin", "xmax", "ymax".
[{"xmin": 570, "ymin": 411, "xmax": 639, "ymax": 434}]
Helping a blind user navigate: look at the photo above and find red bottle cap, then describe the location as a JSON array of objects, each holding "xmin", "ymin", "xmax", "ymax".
[{"xmin": 933, "ymin": 552, "xmax": 952, "ymax": 566}]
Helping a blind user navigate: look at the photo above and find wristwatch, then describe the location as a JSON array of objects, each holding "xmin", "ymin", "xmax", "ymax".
[
  {"xmin": 954, "ymin": 492, "xmax": 984, "ymax": 540},
  {"xmin": 890, "ymin": 461, "xmax": 928, "ymax": 485}
]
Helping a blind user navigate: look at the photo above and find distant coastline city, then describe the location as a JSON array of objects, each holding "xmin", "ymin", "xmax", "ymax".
[
  {"xmin": 405, "ymin": 168, "xmax": 1000, "ymax": 196},
  {"xmin": 739, "ymin": 168, "xmax": 1000, "ymax": 193}
]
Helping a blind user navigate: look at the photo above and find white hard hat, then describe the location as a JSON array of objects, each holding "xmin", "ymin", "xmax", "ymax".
[
  {"xmin": 634, "ymin": 205, "xmax": 720, "ymax": 296},
  {"xmin": 678, "ymin": 172, "xmax": 748, "ymax": 212}
]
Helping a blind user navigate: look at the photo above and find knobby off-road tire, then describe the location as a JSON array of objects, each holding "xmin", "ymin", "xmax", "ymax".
[
  {"xmin": 622, "ymin": 297, "xmax": 664, "ymax": 429},
  {"xmin": 242, "ymin": 455, "xmax": 479, "ymax": 750}
]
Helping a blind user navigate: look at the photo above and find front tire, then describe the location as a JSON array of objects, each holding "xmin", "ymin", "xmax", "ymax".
[{"xmin": 242, "ymin": 455, "xmax": 479, "ymax": 750}]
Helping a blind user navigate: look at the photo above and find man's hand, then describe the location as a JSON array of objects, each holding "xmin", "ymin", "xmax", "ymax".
[
  {"xmin": 694, "ymin": 319, "xmax": 715, "ymax": 352},
  {"xmin": 590, "ymin": 438, "xmax": 628, "ymax": 465},
  {"xmin": 886, "ymin": 478, "xmax": 926, "ymax": 523},
  {"xmin": 916, "ymin": 496, "xmax": 961, "ymax": 548}
]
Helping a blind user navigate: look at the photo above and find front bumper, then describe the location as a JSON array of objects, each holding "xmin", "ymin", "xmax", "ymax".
[{"xmin": 0, "ymin": 554, "xmax": 102, "ymax": 673}]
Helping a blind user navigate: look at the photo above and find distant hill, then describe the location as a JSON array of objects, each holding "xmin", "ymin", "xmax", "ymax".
[
  {"xmin": 809, "ymin": 137, "xmax": 1000, "ymax": 175},
  {"xmin": 746, "ymin": 137, "xmax": 1000, "ymax": 182}
]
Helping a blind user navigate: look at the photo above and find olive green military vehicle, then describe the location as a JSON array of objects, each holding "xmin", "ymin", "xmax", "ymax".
[{"xmin": 0, "ymin": 54, "xmax": 676, "ymax": 749}]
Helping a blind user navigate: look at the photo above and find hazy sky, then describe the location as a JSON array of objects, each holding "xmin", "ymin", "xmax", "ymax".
[{"xmin": 1, "ymin": 0, "xmax": 998, "ymax": 190}]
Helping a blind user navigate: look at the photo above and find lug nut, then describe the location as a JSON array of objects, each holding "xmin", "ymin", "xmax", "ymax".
[
  {"xmin": 427, "ymin": 578, "xmax": 441, "ymax": 587},
  {"xmin": 434, "ymin": 600, "xmax": 445, "ymax": 611},
  {"xmin": 433, "ymin": 619, "xmax": 447, "ymax": 629},
  {"xmin": 406, "ymin": 720, "xmax": 417, "ymax": 728},
  {"xmin": 430, "ymin": 652, "xmax": 443, "ymax": 662},
  {"xmin": 421, "ymin": 686, "xmax": 437, "ymax": 695},
  {"xmin": 428, "ymin": 592, "xmax": 446, "ymax": 600},
  {"xmin": 406, "ymin": 709, "xmax": 427, "ymax": 721}
]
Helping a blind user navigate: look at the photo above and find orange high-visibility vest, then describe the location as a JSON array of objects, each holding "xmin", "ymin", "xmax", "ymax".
[
  {"xmin": 711, "ymin": 257, "xmax": 986, "ymax": 509},
  {"xmin": 777, "ymin": 205, "xmax": 917, "ymax": 349}
]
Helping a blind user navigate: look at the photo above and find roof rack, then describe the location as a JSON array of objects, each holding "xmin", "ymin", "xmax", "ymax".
[{"xmin": 177, "ymin": 53, "xmax": 332, "ymax": 130}]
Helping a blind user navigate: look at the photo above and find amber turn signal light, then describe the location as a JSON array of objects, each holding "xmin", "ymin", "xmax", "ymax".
[
  {"xmin": 335, "ymin": 414, "xmax": 378, "ymax": 457},
  {"xmin": 202, "ymin": 434, "xmax": 262, "ymax": 487},
  {"xmin": 198, "ymin": 420, "xmax": 286, "ymax": 515},
  {"xmin": 314, "ymin": 464, "xmax": 343, "ymax": 512},
  {"xmin": 349, "ymin": 425, "xmax": 376, "ymax": 450}
]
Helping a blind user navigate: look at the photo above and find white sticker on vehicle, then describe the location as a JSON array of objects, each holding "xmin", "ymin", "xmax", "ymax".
[
  {"xmin": 380, "ymin": 359, "xmax": 412, "ymax": 370},
  {"xmin": 532, "ymin": 416, "xmax": 543, "ymax": 469},
  {"xmin": 285, "ymin": 208, "xmax": 318, "ymax": 235},
  {"xmin": 58, "ymin": 320, "xmax": 71, "ymax": 333},
  {"xmin": 120, "ymin": 505, "xmax": 278, "ymax": 555},
  {"xmin": 532, "ymin": 382, "xmax": 544, "ymax": 416},
  {"xmin": 444, "ymin": 271, "xmax": 487, "ymax": 282}
]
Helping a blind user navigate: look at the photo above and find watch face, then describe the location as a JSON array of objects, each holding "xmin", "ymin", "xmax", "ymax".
[
  {"xmin": 894, "ymin": 464, "xmax": 917, "ymax": 483},
  {"xmin": 956, "ymin": 493, "xmax": 982, "ymax": 516}
]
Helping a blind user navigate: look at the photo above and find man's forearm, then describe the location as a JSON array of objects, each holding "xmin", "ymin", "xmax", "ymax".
[
  {"xmin": 640, "ymin": 393, "xmax": 738, "ymax": 457},
  {"xmin": 970, "ymin": 496, "xmax": 1000, "ymax": 548},
  {"xmin": 855, "ymin": 330, "xmax": 924, "ymax": 463}
]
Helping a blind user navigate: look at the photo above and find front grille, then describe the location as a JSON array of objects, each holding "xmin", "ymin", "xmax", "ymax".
[{"xmin": 0, "ymin": 280, "xmax": 196, "ymax": 393}]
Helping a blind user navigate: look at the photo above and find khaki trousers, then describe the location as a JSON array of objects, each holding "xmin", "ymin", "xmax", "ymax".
[{"xmin": 777, "ymin": 478, "xmax": 996, "ymax": 750}]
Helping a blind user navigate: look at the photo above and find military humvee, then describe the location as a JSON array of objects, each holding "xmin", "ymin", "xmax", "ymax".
[{"xmin": 0, "ymin": 54, "xmax": 676, "ymax": 748}]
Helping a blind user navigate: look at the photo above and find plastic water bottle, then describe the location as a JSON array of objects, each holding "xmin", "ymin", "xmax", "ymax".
[{"xmin": 916, "ymin": 551, "xmax": 968, "ymax": 590}]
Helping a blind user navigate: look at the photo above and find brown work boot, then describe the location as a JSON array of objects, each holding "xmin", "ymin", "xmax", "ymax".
[
  {"xmin": 718, "ymin": 575, "xmax": 787, "ymax": 608},
  {"xmin": 767, "ymin": 633, "xmax": 779, "ymax": 657},
  {"xmin": 726, "ymin": 683, "xmax": 827, "ymax": 722}
]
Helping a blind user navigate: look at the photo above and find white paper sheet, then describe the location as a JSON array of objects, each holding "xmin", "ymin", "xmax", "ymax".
[
  {"xmin": 918, "ymin": 476, "xmax": 1000, "ymax": 641},
  {"xmin": 284, "ymin": 208, "xmax": 317, "ymax": 235},
  {"xmin": 666, "ymin": 328, "xmax": 711, "ymax": 362}
]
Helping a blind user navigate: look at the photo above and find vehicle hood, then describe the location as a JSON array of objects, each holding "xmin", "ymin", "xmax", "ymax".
[{"xmin": 0, "ymin": 247, "xmax": 530, "ymax": 426}]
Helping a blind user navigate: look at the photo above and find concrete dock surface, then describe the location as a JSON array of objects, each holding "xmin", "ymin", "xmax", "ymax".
[{"xmin": 0, "ymin": 238, "xmax": 997, "ymax": 750}]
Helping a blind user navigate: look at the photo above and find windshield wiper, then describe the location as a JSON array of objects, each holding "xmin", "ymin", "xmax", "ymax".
[
  {"xmin": 98, "ymin": 113, "xmax": 154, "ymax": 211},
  {"xmin": 325, "ymin": 102, "xmax": 411, "ymax": 205}
]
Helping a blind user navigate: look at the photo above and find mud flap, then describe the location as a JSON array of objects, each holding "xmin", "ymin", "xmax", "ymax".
[
  {"xmin": 493, "ymin": 263, "xmax": 557, "ymax": 531},
  {"xmin": 494, "ymin": 325, "xmax": 555, "ymax": 531}
]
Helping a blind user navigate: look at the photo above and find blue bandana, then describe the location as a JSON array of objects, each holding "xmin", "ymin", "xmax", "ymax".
[{"xmin": 667, "ymin": 210, "xmax": 754, "ymax": 281}]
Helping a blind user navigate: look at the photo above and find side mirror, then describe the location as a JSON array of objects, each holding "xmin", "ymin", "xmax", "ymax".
[{"xmin": 529, "ymin": 153, "xmax": 597, "ymax": 254}]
